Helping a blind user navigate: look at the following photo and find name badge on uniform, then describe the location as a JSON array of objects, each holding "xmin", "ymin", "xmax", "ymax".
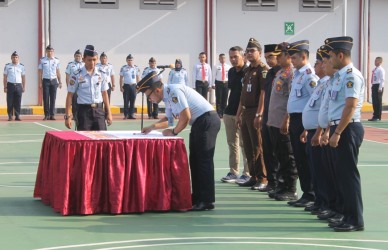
[
  {"xmin": 247, "ymin": 84, "xmax": 252, "ymax": 92},
  {"xmin": 296, "ymin": 89, "xmax": 302, "ymax": 97},
  {"xmin": 309, "ymin": 99, "xmax": 315, "ymax": 107}
]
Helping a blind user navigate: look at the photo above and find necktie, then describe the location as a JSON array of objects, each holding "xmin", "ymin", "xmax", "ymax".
[
  {"xmin": 222, "ymin": 64, "xmax": 225, "ymax": 81},
  {"xmin": 201, "ymin": 64, "xmax": 205, "ymax": 81},
  {"xmin": 371, "ymin": 68, "xmax": 376, "ymax": 84}
]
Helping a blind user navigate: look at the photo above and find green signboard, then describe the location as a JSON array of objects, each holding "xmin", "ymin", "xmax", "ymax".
[{"xmin": 285, "ymin": 22, "xmax": 295, "ymax": 35}]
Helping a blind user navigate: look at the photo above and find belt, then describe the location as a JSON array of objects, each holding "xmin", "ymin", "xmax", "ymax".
[
  {"xmin": 329, "ymin": 119, "xmax": 360, "ymax": 126},
  {"xmin": 242, "ymin": 105, "xmax": 258, "ymax": 110},
  {"xmin": 7, "ymin": 82, "xmax": 21, "ymax": 85},
  {"xmin": 78, "ymin": 103, "xmax": 103, "ymax": 108}
]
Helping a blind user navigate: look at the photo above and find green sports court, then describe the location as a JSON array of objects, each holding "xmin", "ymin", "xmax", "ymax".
[{"xmin": 0, "ymin": 113, "xmax": 387, "ymax": 250}]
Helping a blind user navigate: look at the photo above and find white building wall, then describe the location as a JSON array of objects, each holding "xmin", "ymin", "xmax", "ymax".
[{"xmin": 0, "ymin": 0, "xmax": 38, "ymax": 106}]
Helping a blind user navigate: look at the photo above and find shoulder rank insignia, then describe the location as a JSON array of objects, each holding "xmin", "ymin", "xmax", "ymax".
[
  {"xmin": 69, "ymin": 79, "xmax": 75, "ymax": 85},
  {"xmin": 346, "ymin": 81, "xmax": 354, "ymax": 88},
  {"xmin": 306, "ymin": 68, "xmax": 312, "ymax": 74},
  {"xmin": 347, "ymin": 68, "xmax": 353, "ymax": 74},
  {"xmin": 172, "ymin": 96, "xmax": 178, "ymax": 103},
  {"xmin": 309, "ymin": 81, "xmax": 317, "ymax": 88},
  {"xmin": 262, "ymin": 70, "xmax": 268, "ymax": 79}
]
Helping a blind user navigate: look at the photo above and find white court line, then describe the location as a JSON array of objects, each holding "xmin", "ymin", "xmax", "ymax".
[
  {"xmin": 0, "ymin": 134, "xmax": 43, "ymax": 137},
  {"xmin": 0, "ymin": 139, "xmax": 41, "ymax": 144},
  {"xmin": 34, "ymin": 237, "xmax": 388, "ymax": 250},
  {"xmin": 0, "ymin": 185, "xmax": 34, "ymax": 188},
  {"xmin": 0, "ymin": 173, "xmax": 35, "ymax": 175},
  {"xmin": 0, "ymin": 162, "xmax": 38, "ymax": 165},
  {"xmin": 364, "ymin": 125, "xmax": 388, "ymax": 131},
  {"xmin": 363, "ymin": 139, "xmax": 388, "ymax": 145},
  {"xmin": 33, "ymin": 122, "xmax": 62, "ymax": 131}
]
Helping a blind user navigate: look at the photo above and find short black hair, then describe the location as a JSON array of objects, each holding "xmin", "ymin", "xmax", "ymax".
[
  {"xmin": 229, "ymin": 46, "xmax": 244, "ymax": 56},
  {"xmin": 332, "ymin": 49, "xmax": 351, "ymax": 58}
]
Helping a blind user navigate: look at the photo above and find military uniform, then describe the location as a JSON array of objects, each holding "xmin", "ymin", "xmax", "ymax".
[
  {"xmin": 167, "ymin": 67, "xmax": 189, "ymax": 86},
  {"xmin": 267, "ymin": 64, "xmax": 298, "ymax": 200},
  {"xmin": 38, "ymin": 52, "xmax": 61, "ymax": 119},
  {"xmin": 142, "ymin": 66, "xmax": 161, "ymax": 118},
  {"xmin": 3, "ymin": 54, "xmax": 25, "ymax": 121},
  {"xmin": 67, "ymin": 66, "xmax": 109, "ymax": 130},
  {"xmin": 240, "ymin": 61, "xmax": 268, "ymax": 185},
  {"xmin": 287, "ymin": 40, "xmax": 319, "ymax": 205},
  {"xmin": 65, "ymin": 58, "xmax": 84, "ymax": 120},
  {"xmin": 120, "ymin": 63, "xmax": 141, "ymax": 119},
  {"xmin": 96, "ymin": 61, "xmax": 115, "ymax": 100}
]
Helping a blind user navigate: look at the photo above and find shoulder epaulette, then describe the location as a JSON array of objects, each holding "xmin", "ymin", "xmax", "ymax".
[
  {"xmin": 347, "ymin": 68, "xmax": 353, "ymax": 74},
  {"xmin": 73, "ymin": 69, "xmax": 81, "ymax": 75},
  {"xmin": 20, "ymin": 63, "xmax": 24, "ymax": 66},
  {"xmin": 306, "ymin": 68, "xmax": 312, "ymax": 74}
]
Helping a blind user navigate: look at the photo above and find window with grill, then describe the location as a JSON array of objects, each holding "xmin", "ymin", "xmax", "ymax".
[
  {"xmin": 141, "ymin": 0, "xmax": 177, "ymax": 10},
  {"xmin": 81, "ymin": 0, "xmax": 119, "ymax": 9},
  {"xmin": 0, "ymin": 0, "xmax": 8, "ymax": 7},
  {"xmin": 300, "ymin": 0, "xmax": 333, "ymax": 12},
  {"xmin": 242, "ymin": 0, "xmax": 277, "ymax": 11}
]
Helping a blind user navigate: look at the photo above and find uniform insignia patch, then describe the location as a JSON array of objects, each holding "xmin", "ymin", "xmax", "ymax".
[
  {"xmin": 346, "ymin": 81, "xmax": 354, "ymax": 88},
  {"xmin": 306, "ymin": 69, "xmax": 312, "ymax": 74},
  {"xmin": 276, "ymin": 85, "xmax": 282, "ymax": 91},
  {"xmin": 172, "ymin": 97, "xmax": 178, "ymax": 103},
  {"xmin": 309, "ymin": 81, "xmax": 317, "ymax": 88},
  {"xmin": 70, "ymin": 80, "xmax": 75, "ymax": 85},
  {"xmin": 347, "ymin": 68, "xmax": 353, "ymax": 73},
  {"xmin": 253, "ymin": 72, "xmax": 257, "ymax": 76},
  {"xmin": 167, "ymin": 87, "xmax": 170, "ymax": 94}
]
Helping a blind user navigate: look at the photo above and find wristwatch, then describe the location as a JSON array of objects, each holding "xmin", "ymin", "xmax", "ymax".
[
  {"xmin": 64, "ymin": 114, "xmax": 72, "ymax": 120},
  {"xmin": 255, "ymin": 113, "xmax": 262, "ymax": 118}
]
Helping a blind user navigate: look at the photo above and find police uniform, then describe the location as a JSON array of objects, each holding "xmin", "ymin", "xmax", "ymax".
[
  {"xmin": 67, "ymin": 54, "xmax": 109, "ymax": 131},
  {"xmin": 142, "ymin": 64, "xmax": 162, "ymax": 118},
  {"xmin": 239, "ymin": 38, "xmax": 268, "ymax": 187},
  {"xmin": 167, "ymin": 59, "xmax": 189, "ymax": 86},
  {"xmin": 96, "ymin": 56, "xmax": 115, "ymax": 100},
  {"xmin": 120, "ymin": 54, "xmax": 141, "ymax": 119},
  {"xmin": 325, "ymin": 36, "xmax": 365, "ymax": 231},
  {"xmin": 214, "ymin": 61, "xmax": 231, "ymax": 117},
  {"xmin": 193, "ymin": 60, "xmax": 212, "ymax": 100},
  {"xmin": 267, "ymin": 43, "xmax": 298, "ymax": 200},
  {"xmin": 38, "ymin": 46, "xmax": 61, "ymax": 120},
  {"xmin": 370, "ymin": 62, "xmax": 385, "ymax": 120},
  {"xmin": 65, "ymin": 50, "xmax": 84, "ymax": 120},
  {"xmin": 287, "ymin": 40, "xmax": 319, "ymax": 206},
  {"xmin": 3, "ymin": 51, "xmax": 25, "ymax": 121},
  {"xmin": 261, "ymin": 44, "xmax": 281, "ymax": 191},
  {"xmin": 137, "ymin": 76, "xmax": 221, "ymax": 211}
]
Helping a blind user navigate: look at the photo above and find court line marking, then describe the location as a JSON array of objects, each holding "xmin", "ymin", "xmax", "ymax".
[
  {"xmin": 34, "ymin": 237, "xmax": 388, "ymax": 250},
  {"xmin": 364, "ymin": 125, "xmax": 388, "ymax": 131},
  {"xmin": 0, "ymin": 173, "xmax": 35, "ymax": 175},
  {"xmin": 33, "ymin": 122, "xmax": 62, "ymax": 131},
  {"xmin": 0, "ymin": 162, "xmax": 38, "ymax": 165},
  {"xmin": 363, "ymin": 139, "xmax": 388, "ymax": 145},
  {"xmin": 0, "ymin": 134, "xmax": 43, "ymax": 137},
  {"xmin": 0, "ymin": 184, "xmax": 34, "ymax": 188},
  {"xmin": 0, "ymin": 139, "xmax": 42, "ymax": 144},
  {"xmin": 94, "ymin": 241, "xmax": 381, "ymax": 250}
]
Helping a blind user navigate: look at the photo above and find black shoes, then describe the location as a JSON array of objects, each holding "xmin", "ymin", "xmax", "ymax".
[
  {"xmin": 317, "ymin": 209, "xmax": 336, "ymax": 220},
  {"xmin": 275, "ymin": 191, "xmax": 298, "ymax": 201},
  {"xmin": 43, "ymin": 116, "xmax": 49, "ymax": 120},
  {"xmin": 238, "ymin": 177, "xmax": 257, "ymax": 187},
  {"xmin": 50, "ymin": 116, "xmax": 56, "ymax": 120},
  {"xmin": 191, "ymin": 202, "xmax": 215, "ymax": 211},
  {"xmin": 251, "ymin": 182, "xmax": 268, "ymax": 191},
  {"xmin": 334, "ymin": 223, "xmax": 364, "ymax": 232},
  {"xmin": 368, "ymin": 117, "xmax": 380, "ymax": 121},
  {"xmin": 287, "ymin": 198, "xmax": 314, "ymax": 207},
  {"xmin": 15, "ymin": 117, "xmax": 21, "ymax": 121},
  {"xmin": 8, "ymin": 116, "xmax": 12, "ymax": 121}
]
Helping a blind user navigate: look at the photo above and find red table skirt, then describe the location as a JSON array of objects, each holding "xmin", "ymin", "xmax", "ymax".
[{"xmin": 33, "ymin": 131, "xmax": 192, "ymax": 215}]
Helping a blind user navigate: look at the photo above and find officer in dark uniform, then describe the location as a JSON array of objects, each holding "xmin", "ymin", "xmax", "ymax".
[
  {"xmin": 259, "ymin": 44, "xmax": 281, "ymax": 192},
  {"xmin": 138, "ymin": 72, "xmax": 220, "ymax": 211},
  {"xmin": 3, "ymin": 51, "xmax": 26, "ymax": 121},
  {"xmin": 64, "ymin": 45, "xmax": 113, "ymax": 131},
  {"xmin": 324, "ymin": 36, "xmax": 365, "ymax": 232},
  {"xmin": 235, "ymin": 38, "xmax": 268, "ymax": 189}
]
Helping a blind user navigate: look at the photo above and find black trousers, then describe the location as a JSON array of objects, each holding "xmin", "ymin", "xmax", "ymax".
[
  {"xmin": 289, "ymin": 113, "xmax": 314, "ymax": 200},
  {"xmin": 262, "ymin": 124, "xmax": 280, "ymax": 186},
  {"xmin": 371, "ymin": 84, "xmax": 383, "ymax": 119},
  {"xmin": 123, "ymin": 84, "xmax": 137, "ymax": 117},
  {"xmin": 215, "ymin": 80, "xmax": 229, "ymax": 116},
  {"xmin": 321, "ymin": 143, "xmax": 340, "ymax": 212},
  {"xmin": 190, "ymin": 111, "xmax": 220, "ymax": 204},
  {"xmin": 269, "ymin": 126, "xmax": 297, "ymax": 191},
  {"xmin": 330, "ymin": 122, "xmax": 364, "ymax": 227},
  {"xmin": 42, "ymin": 78, "xmax": 58, "ymax": 117},
  {"xmin": 147, "ymin": 100, "xmax": 159, "ymax": 118},
  {"xmin": 72, "ymin": 93, "xmax": 78, "ymax": 118},
  {"xmin": 77, "ymin": 105, "xmax": 107, "ymax": 131},
  {"xmin": 6, "ymin": 83, "xmax": 22, "ymax": 118},
  {"xmin": 195, "ymin": 80, "xmax": 209, "ymax": 100}
]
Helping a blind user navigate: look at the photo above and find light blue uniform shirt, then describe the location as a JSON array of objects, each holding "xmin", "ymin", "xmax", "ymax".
[
  {"xmin": 163, "ymin": 84, "xmax": 214, "ymax": 126},
  {"xmin": 65, "ymin": 61, "xmax": 84, "ymax": 75},
  {"xmin": 3, "ymin": 63, "xmax": 25, "ymax": 83},
  {"xmin": 302, "ymin": 75, "xmax": 330, "ymax": 130},
  {"xmin": 287, "ymin": 64, "xmax": 319, "ymax": 113},
  {"xmin": 96, "ymin": 63, "xmax": 115, "ymax": 83},
  {"xmin": 167, "ymin": 68, "xmax": 189, "ymax": 86},
  {"xmin": 38, "ymin": 57, "xmax": 60, "ymax": 79},
  {"xmin": 318, "ymin": 76, "xmax": 333, "ymax": 128},
  {"xmin": 328, "ymin": 63, "xmax": 365, "ymax": 121},
  {"xmin": 120, "ymin": 65, "xmax": 140, "ymax": 84},
  {"xmin": 67, "ymin": 67, "xmax": 109, "ymax": 104}
]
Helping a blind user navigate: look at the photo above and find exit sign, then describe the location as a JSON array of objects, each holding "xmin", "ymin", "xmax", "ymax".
[{"xmin": 285, "ymin": 22, "xmax": 295, "ymax": 35}]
